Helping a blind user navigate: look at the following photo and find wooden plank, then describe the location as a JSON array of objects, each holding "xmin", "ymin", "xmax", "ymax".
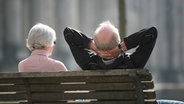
[
  {"xmin": 31, "ymin": 91, "xmax": 137, "ymax": 101},
  {"xmin": 0, "ymin": 102, "xmax": 20, "ymax": 104},
  {"xmin": 144, "ymin": 91, "xmax": 156, "ymax": 99},
  {"xmin": 145, "ymin": 100, "xmax": 157, "ymax": 104},
  {"xmin": 32, "ymin": 102, "xmax": 66, "ymax": 104},
  {"xmin": 28, "ymin": 81, "xmax": 153, "ymax": 92},
  {"xmin": 0, "ymin": 101, "xmax": 20, "ymax": 104},
  {"xmin": 32, "ymin": 101, "xmax": 136, "ymax": 104},
  {"xmin": 0, "ymin": 78, "xmax": 24, "ymax": 84},
  {"xmin": 28, "ymin": 76, "xmax": 134, "ymax": 83},
  {"xmin": 0, "ymin": 69, "xmax": 150, "ymax": 78},
  {"xmin": 69, "ymin": 101, "xmax": 136, "ymax": 104},
  {"xmin": 30, "ymin": 83, "xmax": 135, "ymax": 91},
  {"xmin": 0, "ymin": 81, "xmax": 153, "ymax": 92},
  {"xmin": 0, "ymin": 101, "xmax": 28, "ymax": 104},
  {"xmin": 0, "ymin": 85, "xmax": 25, "ymax": 92},
  {"xmin": 31, "ymin": 91, "xmax": 155, "ymax": 101},
  {"xmin": 0, "ymin": 93, "xmax": 27, "ymax": 101},
  {"xmin": 0, "ymin": 74, "xmax": 152, "ymax": 84},
  {"xmin": 0, "ymin": 100, "xmax": 157, "ymax": 104},
  {"xmin": 26, "ymin": 74, "xmax": 152, "ymax": 84},
  {"xmin": 142, "ymin": 81, "xmax": 154, "ymax": 90}
]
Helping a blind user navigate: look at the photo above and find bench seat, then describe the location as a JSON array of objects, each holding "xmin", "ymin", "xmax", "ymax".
[{"xmin": 0, "ymin": 69, "xmax": 156, "ymax": 104}]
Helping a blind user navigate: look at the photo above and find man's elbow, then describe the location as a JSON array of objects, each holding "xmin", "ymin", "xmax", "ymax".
[
  {"xmin": 150, "ymin": 26, "xmax": 158, "ymax": 38},
  {"xmin": 63, "ymin": 27, "xmax": 71, "ymax": 35},
  {"xmin": 63, "ymin": 27, "xmax": 75, "ymax": 42},
  {"xmin": 150, "ymin": 27, "xmax": 157, "ymax": 34}
]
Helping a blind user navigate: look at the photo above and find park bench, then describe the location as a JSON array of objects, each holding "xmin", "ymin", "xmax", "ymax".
[{"xmin": 0, "ymin": 69, "xmax": 156, "ymax": 104}]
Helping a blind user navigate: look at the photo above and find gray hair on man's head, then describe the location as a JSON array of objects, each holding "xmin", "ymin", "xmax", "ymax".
[
  {"xmin": 94, "ymin": 21, "xmax": 121, "ymax": 51},
  {"xmin": 26, "ymin": 23, "xmax": 56, "ymax": 51}
]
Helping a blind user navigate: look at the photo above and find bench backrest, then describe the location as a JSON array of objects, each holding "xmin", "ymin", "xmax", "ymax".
[{"xmin": 0, "ymin": 69, "xmax": 156, "ymax": 104}]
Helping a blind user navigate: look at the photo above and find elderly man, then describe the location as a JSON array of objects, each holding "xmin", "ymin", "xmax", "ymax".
[
  {"xmin": 63, "ymin": 21, "xmax": 157, "ymax": 70},
  {"xmin": 63, "ymin": 21, "xmax": 184, "ymax": 104}
]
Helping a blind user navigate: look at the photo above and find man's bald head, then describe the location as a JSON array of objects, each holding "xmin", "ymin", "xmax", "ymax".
[{"xmin": 94, "ymin": 21, "xmax": 121, "ymax": 51}]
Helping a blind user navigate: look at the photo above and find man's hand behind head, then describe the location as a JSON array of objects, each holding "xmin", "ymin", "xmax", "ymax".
[
  {"xmin": 97, "ymin": 46, "xmax": 119, "ymax": 60},
  {"xmin": 97, "ymin": 41, "xmax": 127, "ymax": 60}
]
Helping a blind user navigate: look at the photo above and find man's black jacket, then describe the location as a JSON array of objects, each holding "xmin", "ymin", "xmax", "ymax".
[{"xmin": 63, "ymin": 27, "xmax": 157, "ymax": 70}]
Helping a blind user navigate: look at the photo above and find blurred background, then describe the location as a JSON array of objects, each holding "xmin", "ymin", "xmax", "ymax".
[{"xmin": 0, "ymin": 0, "xmax": 184, "ymax": 101}]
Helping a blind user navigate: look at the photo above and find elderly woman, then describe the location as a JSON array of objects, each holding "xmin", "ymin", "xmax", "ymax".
[{"xmin": 18, "ymin": 23, "xmax": 67, "ymax": 72}]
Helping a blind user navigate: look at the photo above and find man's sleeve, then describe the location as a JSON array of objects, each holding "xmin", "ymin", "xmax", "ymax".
[
  {"xmin": 63, "ymin": 27, "xmax": 92, "ymax": 49},
  {"xmin": 123, "ymin": 27, "xmax": 157, "ymax": 50},
  {"xmin": 63, "ymin": 27, "xmax": 96, "ymax": 70}
]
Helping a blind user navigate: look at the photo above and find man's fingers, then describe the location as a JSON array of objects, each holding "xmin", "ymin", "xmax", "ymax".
[
  {"xmin": 98, "ymin": 51, "xmax": 108, "ymax": 54},
  {"xmin": 98, "ymin": 53, "xmax": 113, "ymax": 58}
]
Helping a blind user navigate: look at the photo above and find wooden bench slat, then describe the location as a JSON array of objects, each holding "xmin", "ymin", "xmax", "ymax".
[
  {"xmin": 32, "ymin": 101, "xmax": 136, "ymax": 104},
  {"xmin": 0, "ymin": 100, "xmax": 156, "ymax": 104},
  {"xmin": 31, "ymin": 101, "xmax": 156, "ymax": 104},
  {"xmin": 30, "ymin": 83, "xmax": 135, "ymax": 91},
  {"xmin": 0, "ymin": 74, "xmax": 152, "ymax": 84},
  {"xmin": 0, "ymin": 101, "xmax": 28, "ymax": 104},
  {"xmin": 0, "ymin": 80, "xmax": 154, "ymax": 92},
  {"xmin": 29, "ymin": 76, "xmax": 135, "ymax": 83},
  {"xmin": 31, "ymin": 83, "xmax": 134, "ymax": 91},
  {"xmin": 31, "ymin": 91, "xmax": 137, "ymax": 101},
  {"xmin": 0, "ymin": 102, "xmax": 22, "ymax": 104},
  {"xmin": 0, "ymin": 93, "xmax": 27, "ymax": 101},
  {"xmin": 145, "ymin": 100, "xmax": 157, "ymax": 104},
  {"xmin": 144, "ymin": 91, "xmax": 156, "ymax": 99},
  {"xmin": 0, "ymin": 69, "xmax": 150, "ymax": 78},
  {"xmin": 63, "ymin": 91, "xmax": 137, "ymax": 100},
  {"xmin": 0, "ymin": 81, "xmax": 154, "ymax": 92},
  {"xmin": 28, "ymin": 74, "xmax": 152, "ymax": 83},
  {"xmin": 30, "ymin": 91, "xmax": 156, "ymax": 101},
  {"xmin": 142, "ymin": 81, "xmax": 154, "ymax": 90},
  {"xmin": 28, "ymin": 81, "xmax": 153, "ymax": 91},
  {"xmin": 0, "ymin": 79, "xmax": 24, "ymax": 84},
  {"xmin": 0, "ymin": 85, "xmax": 25, "ymax": 92}
]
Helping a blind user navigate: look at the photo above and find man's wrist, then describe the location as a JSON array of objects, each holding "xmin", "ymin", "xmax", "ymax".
[
  {"xmin": 120, "ymin": 41, "xmax": 127, "ymax": 51},
  {"xmin": 89, "ymin": 40, "xmax": 94, "ymax": 50},
  {"xmin": 89, "ymin": 40, "xmax": 98, "ymax": 52}
]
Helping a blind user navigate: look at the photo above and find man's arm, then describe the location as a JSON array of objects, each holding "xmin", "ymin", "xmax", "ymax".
[
  {"xmin": 64, "ymin": 27, "xmax": 92, "ymax": 49},
  {"xmin": 63, "ymin": 27, "xmax": 96, "ymax": 70},
  {"xmin": 89, "ymin": 40, "xmax": 99, "ymax": 53},
  {"xmin": 123, "ymin": 27, "xmax": 157, "ymax": 50}
]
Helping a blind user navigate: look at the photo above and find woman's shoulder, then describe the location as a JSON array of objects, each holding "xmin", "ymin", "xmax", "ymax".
[
  {"xmin": 48, "ymin": 58, "xmax": 68, "ymax": 71},
  {"xmin": 18, "ymin": 57, "xmax": 30, "ymax": 65},
  {"xmin": 18, "ymin": 57, "xmax": 30, "ymax": 72}
]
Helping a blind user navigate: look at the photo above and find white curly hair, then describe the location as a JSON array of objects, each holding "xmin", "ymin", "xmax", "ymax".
[{"xmin": 26, "ymin": 23, "xmax": 56, "ymax": 51}]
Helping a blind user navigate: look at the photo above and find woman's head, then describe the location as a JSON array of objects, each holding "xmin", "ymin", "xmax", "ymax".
[{"xmin": 26, "ymin": 23, "xmax": 56, "ymax": 52}]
